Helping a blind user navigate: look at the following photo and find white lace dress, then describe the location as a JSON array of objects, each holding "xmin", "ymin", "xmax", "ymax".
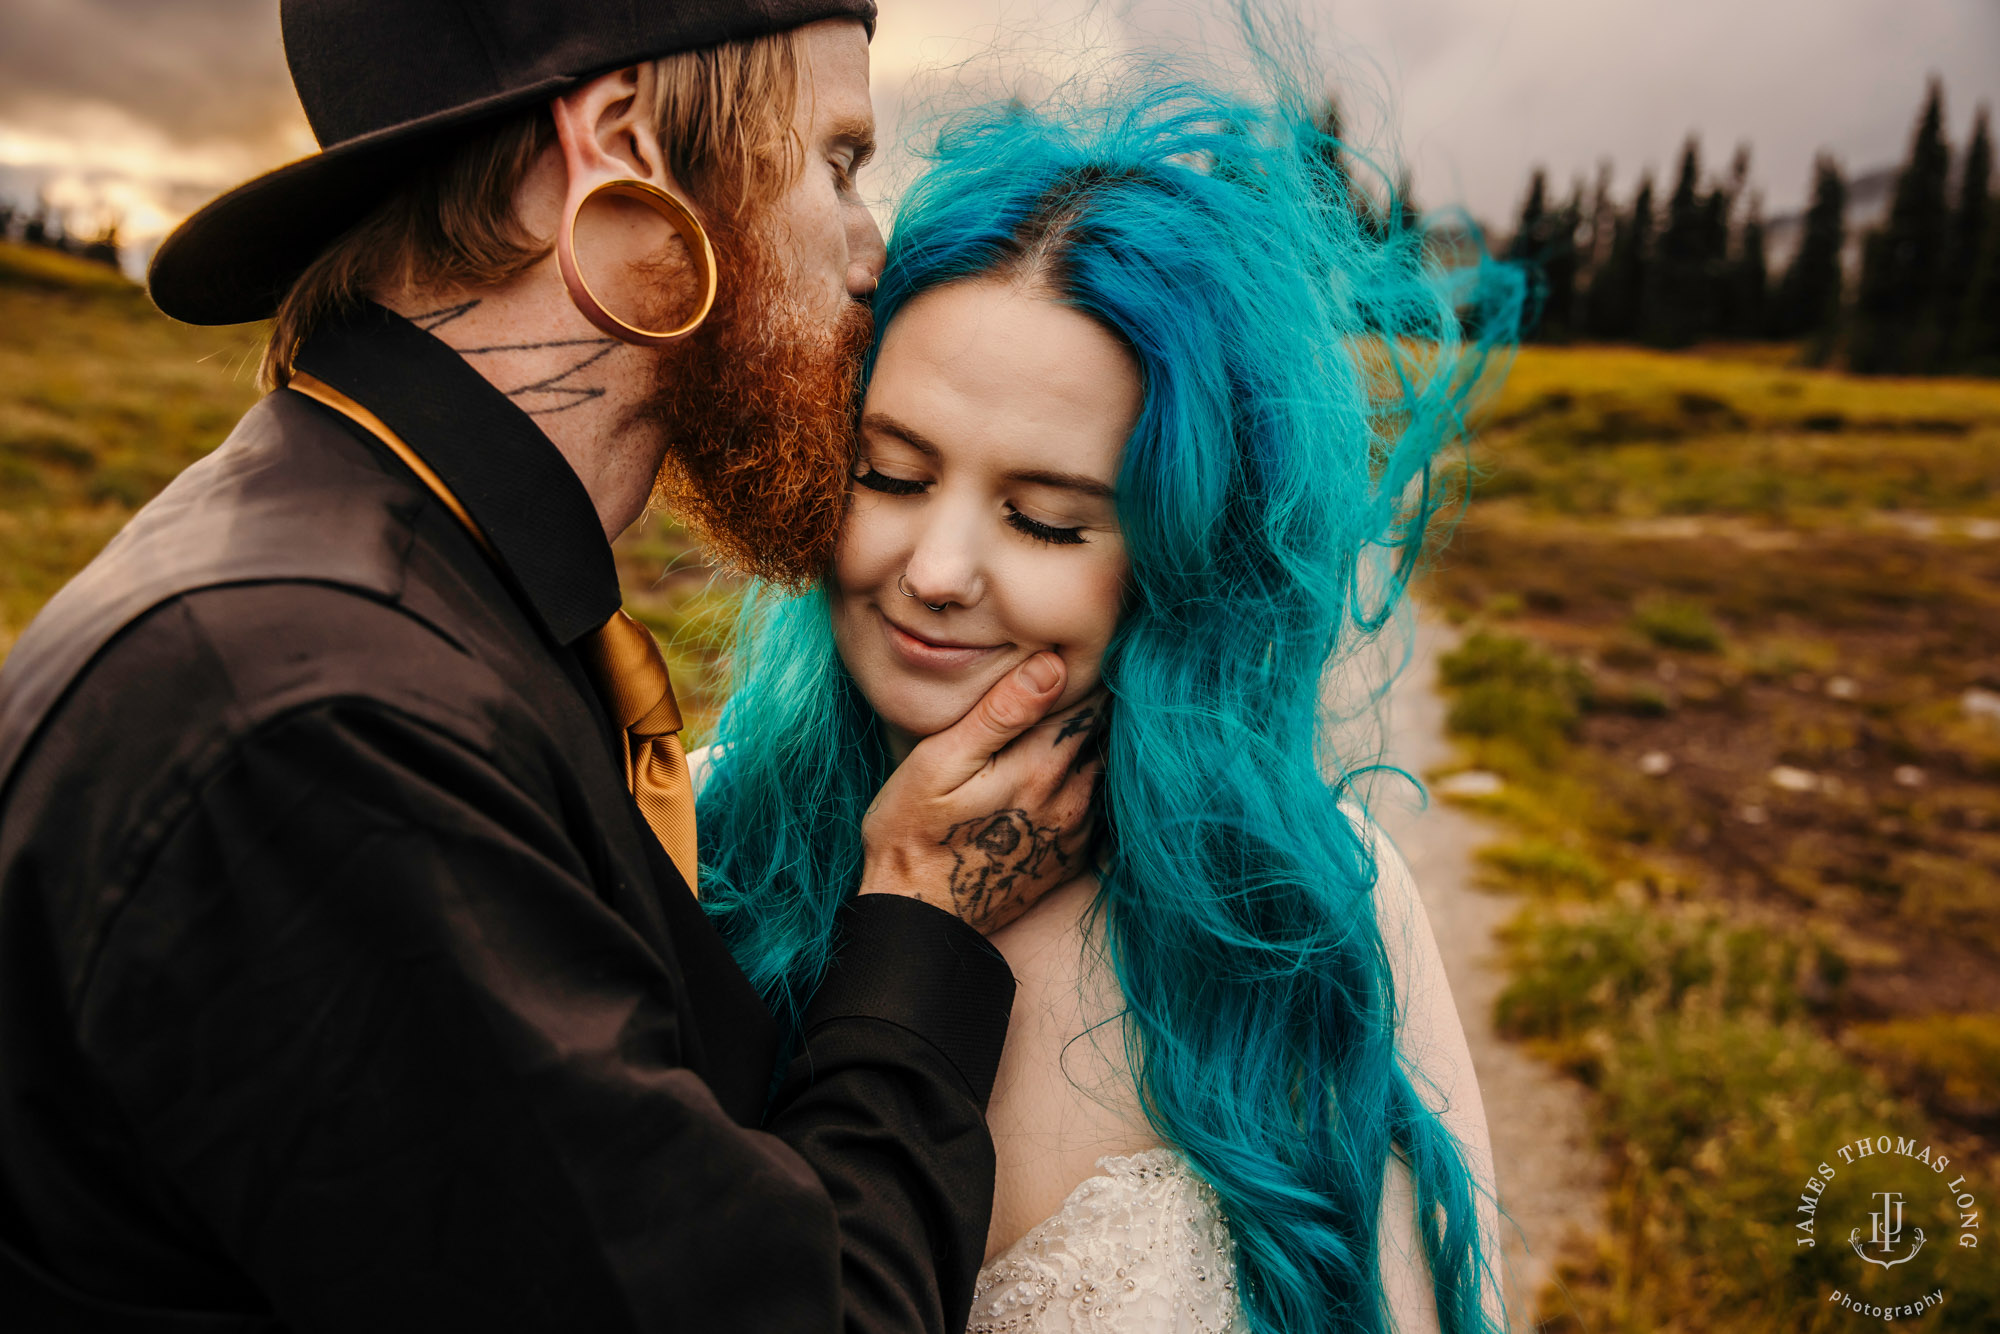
[{"xmin": 966, "ymin": 1148, "xmax": 1243, "ymax": 1334}]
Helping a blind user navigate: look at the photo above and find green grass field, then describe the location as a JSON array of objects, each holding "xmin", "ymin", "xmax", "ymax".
[
  {"xmin": 5, "ymin": 242, "xmax": 1994, "ymax": 1330},
  {"xmin": 0, "ymin": 244, "xmax": 263, "ymax": 656},
  {"xmin": 1429, "ymin": 344, "xmax": 2000, "ymax": 1332}
]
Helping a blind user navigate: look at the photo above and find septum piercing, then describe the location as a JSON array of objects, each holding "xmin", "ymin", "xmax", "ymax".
[{"xmin": 898, "ymin": 574, "xmax": 947, "ymax": 612}]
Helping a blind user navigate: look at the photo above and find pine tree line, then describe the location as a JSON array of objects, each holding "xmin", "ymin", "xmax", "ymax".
[
  {"xmin": 0, "ymin": 192, "xmax": 124, "ymax": 272},
  {"xmin": 1503, "ymin": 79, "xmax": 2000, "ymax": 376}
]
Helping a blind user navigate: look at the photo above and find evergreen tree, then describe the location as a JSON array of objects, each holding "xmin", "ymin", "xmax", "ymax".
[
  {"xmin": 1632, "ymin": 174, "xmax": 1664, "ymax": 336},
  {"xmin": 1960, "ymin": 206, "xmax": 2000, "ymax": 372},
  {"xmin": 1734, "ymin": 192, "xmax": 1770, "ymax": 338},
  {"xmin": 1708, "ymin": 147, "xmax": 1744, "ymax": 331},
  {"xmin": 1573, "ymin": 162, "xmax": 1614, "ymax": 321},
  {"xmin": 1851, "ymin": 79, "xmax": 1954, "ymax": 373},
  {"xmin": 1541, "ymin": 181, "xmax": 1585, "ymax": 340},
  {"xmin": 1773, "ymin": 154, "xmax": 1847, "ymax": 359},
  {"xmin": 1583, "ymin": 210, "xmax": 1618, "ymax": 338},
  {"xmin": 1586, "ymin": 173, "xmax": 1654, "ymax": 340},
  {"xmin": 1390, "ymin": 167, "xmax": 1422, "ymax": 239},
  {"xmin": 1726, "ymin": 145, "xmax": 1752, "ymax": 204},
  {"xmin": 79, "ymin": 214, "xmax": 122, "ymax": 271},
  {"xmin": 1507, "ymin": 168, "xmax": 1550, "ymax": 334},
  {"xmin": 1949, "ymin": 105, "xmax": 1992, "ymax": 365},
  {"xmin": 1508, "ymin": 168, "xmax": 1548, "ymax": 261},
  {"xmin": 1699, "ymin": 184, "xmax": 1733, "ymax": 334},
  {"xmin": 1651, "ymin": 138, "xmax": 1709, "ymax": 345},
  {"xmin": 1627, "ymin": 173, "xmax": 1657, "ymax": 338},
  {"xmin": 1582, "ymin": 162, "xmax": 1615, "ymax": 275}
]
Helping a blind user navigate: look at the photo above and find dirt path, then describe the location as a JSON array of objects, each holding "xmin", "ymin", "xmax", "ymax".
[{"xmin": 1366, "ymin": 617, "xmax": 1605, "ymax": 1329}]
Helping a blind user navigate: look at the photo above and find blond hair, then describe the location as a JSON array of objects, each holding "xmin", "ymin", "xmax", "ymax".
[{"xmin": 262, "ymin": 30, "xmax": 804, "ymax": 389}]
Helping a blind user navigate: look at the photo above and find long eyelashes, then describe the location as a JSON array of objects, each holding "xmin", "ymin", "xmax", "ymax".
[
  {"xmin": 853, "ymin": 467, "xmax": 925, "ymax": 496},
  {"xmin": 853, "ymin": 468, "xmax": 1088, "ymax": 545},
  {"xmin": 1006, "ymin": 509, "xmax": 1087, "ymax": 545}
]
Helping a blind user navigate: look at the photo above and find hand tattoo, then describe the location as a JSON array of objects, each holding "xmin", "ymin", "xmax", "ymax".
[
  {"xmin": 1052, "ymin": 708, "xmax": 1098, "ymax": 746},
  {"xmin": 939, "ymin": 809, "xmax": 1070, "ymax": 927},
  {"xmin": 1054, "ymin": 705, "xmax": 1109, "ymax": 776}
]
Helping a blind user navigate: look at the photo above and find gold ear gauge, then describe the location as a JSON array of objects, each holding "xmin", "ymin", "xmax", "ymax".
[{"xmin": 557, "ymin": 177, "xmax": 717, "ymax": 346}]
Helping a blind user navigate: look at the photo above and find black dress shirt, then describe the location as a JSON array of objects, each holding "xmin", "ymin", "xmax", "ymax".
[{"xmin": 0, "ymin": 303, "xmax": 1014, "ymax": 1333}]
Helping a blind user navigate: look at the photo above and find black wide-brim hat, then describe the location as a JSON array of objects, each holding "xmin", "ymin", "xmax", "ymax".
[{"xmin": 149, "ymin": 0, "xmax": 877, "ymax": 326}]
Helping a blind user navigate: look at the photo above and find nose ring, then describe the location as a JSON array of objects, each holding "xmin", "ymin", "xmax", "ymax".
[{"xmin": 898, "ymin": 574, "xmax": 947, "ymax": 613}]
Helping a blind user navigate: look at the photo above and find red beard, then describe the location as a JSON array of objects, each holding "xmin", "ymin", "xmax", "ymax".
[{"xmin": 640, "ymin": 218, "xmax": 872, "ymax": 589}]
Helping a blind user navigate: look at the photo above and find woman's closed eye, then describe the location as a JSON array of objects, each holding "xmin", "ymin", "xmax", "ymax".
[
  {"xmin": 1006, "ymin": 505, "xmax": 1087, "ymax": 545},
  {"xmin": 853, "ymin": 466, "xmax": 927, "ymax": 496}
]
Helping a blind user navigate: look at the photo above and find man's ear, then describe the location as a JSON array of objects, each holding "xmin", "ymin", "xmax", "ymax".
[{"xmin": 550, "ymin": 67, "xmax": 674, "ymax": 194}]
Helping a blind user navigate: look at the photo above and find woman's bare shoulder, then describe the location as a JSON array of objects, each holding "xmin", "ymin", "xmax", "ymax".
[
  {"xmin": 1343, "ymin": 803, "xmax": 1462, "ymax": 1070},
  {"xmin": 1345, "ymin": 801, "xmax": 1496, "ymax": 1330}
]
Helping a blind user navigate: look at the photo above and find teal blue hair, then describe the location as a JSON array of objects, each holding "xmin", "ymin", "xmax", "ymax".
[{"xmin": 699, "ymin": 61, "xmax": 1520, "ymax": 1334}]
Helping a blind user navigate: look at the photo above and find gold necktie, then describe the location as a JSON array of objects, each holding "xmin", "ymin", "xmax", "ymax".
[
  {"xmin": 290, "ymin": 372, "xmax": 700, "ymax": 895},
  {"xmin": 574, "ymin": 610, "xmax": 700, "ymax": 894}
]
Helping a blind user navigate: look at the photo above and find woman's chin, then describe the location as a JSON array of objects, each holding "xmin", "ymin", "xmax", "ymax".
[
  {"xmin": 875, "ymin": 698, "xmax": 979, "ymax": 747},
  {"xmin": 856, "ymin": 661, "xmax": 1021, "ymax": 748},
  {"xmin": 864, "ymin": 684, "xmax": 988, "ymax": 748},
  {"xmin": 859, "ymin": 660, "xmax": 1095, "ymax": 756}
]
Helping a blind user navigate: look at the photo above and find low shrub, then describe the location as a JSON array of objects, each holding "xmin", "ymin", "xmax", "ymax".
[
  {"xmin": 1478, "ymin": 838, "xmax": 1609, "ymax": 898},
  {"xmin": 1849, "ymin": 1012, "xmax": 2000, "ymax": 1126},
  {"xmin": 1631, "ymin": 594, "xmax": 1726, "ymax": 653},
  {"xmin": 1439, "ymin": 631, "xmax": 1590, "ymax": 766},
  {"xmin": 1494, "ymin": 900, "xmax": 1820, "ymax": 1054}
]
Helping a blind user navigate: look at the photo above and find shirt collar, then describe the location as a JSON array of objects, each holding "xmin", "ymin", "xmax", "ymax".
[{"xmin": 292, "ymin": 301, "xmax": 622, "ymax": 646}]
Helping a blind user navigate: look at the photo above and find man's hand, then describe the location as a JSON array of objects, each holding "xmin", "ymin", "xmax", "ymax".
[{"xmin": 859, "ymin": 652, "xmax": 1104, "ymax": 935}]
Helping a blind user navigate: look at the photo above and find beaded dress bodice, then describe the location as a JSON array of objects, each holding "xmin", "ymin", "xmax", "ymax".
[{"xmin": 966, "ymin": 1148, "xmax": 1242, "ymax": 1334}]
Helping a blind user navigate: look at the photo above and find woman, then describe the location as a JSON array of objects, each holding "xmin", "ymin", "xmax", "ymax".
[{"xmin": 695, "ymin": 66, "xmax": 1519, "ymax": 1334}]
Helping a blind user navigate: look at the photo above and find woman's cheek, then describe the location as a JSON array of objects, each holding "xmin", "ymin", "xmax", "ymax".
[
  {"xmin": 1041, "ymin": 553, "xmax": 1126, "ymax": 694},
  {"xmin": 832, "ymin": 497, "xmax": 900, "ymax": 595}
]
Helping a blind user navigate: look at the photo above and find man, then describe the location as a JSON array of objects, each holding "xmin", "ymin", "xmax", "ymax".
[{"xmin": 0, "ymin": 3, "xmax": 1099, "ymax": 1331}]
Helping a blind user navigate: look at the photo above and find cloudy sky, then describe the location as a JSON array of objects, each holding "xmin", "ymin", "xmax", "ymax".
[{"xmin": 1, "ymin": 0, "xmax": 1995, "ymax": 266}]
